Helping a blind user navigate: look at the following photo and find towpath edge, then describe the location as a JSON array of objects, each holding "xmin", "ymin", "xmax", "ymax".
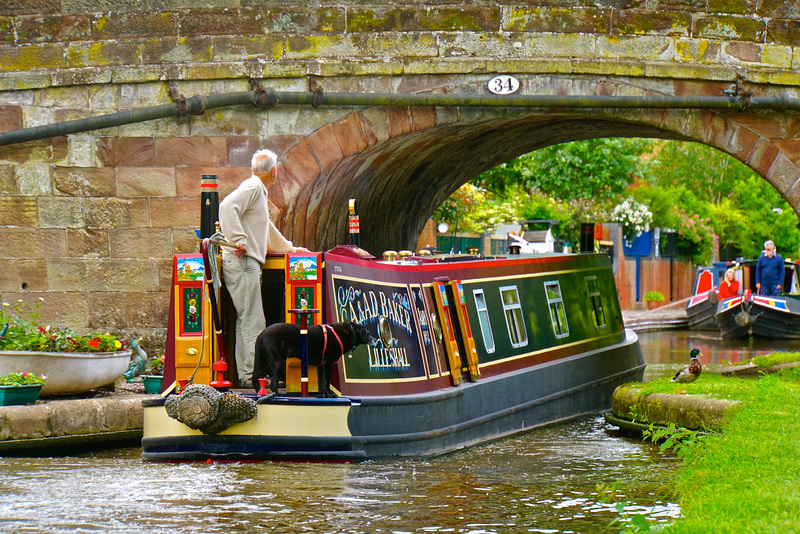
[{"xmin": 0, "ymin": 394, "xmax": 154, "ymax": 454}]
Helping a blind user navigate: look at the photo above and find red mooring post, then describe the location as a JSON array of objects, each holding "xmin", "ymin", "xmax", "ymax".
[{"xmin": 288, "ymin": 307, "xmax": 319, "ymax": 397}]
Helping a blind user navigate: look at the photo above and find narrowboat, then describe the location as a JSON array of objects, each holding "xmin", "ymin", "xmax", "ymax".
[
  {"xmin": 715, "ymin": 258, "xmax": 800, "ymax": 339},
  {"xmin": 686, "ymin": 262, "xmax": 729, "ymax": 330},
  {"xmin": 141, "ymin": 241, "xmax": 644, "ymax": 462}
]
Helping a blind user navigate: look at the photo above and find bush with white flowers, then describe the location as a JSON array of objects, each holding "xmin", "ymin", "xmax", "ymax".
[{"xmin": 611, "ymin": 197, "xmax": 653, "ymax": 243}]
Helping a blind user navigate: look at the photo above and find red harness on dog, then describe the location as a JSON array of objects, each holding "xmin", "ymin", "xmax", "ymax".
[{"xmin": 322, "ymin": 324, "xmax": 345, "ymax": 364}]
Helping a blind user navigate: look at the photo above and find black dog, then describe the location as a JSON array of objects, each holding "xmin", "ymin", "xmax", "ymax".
[{"xmin": 252, "ymin": 321, "xmax": 374, "ymax": 397}]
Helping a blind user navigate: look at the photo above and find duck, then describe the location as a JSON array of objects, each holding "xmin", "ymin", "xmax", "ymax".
[{"xmin": 671, "ymin": 348, "xmax": 702, "ymax": 383}]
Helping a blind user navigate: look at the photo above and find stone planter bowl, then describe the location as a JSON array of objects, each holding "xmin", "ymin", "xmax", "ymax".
[{"xmin": 0, "ymin": 350, "xmax": 132, "ymax": 396}]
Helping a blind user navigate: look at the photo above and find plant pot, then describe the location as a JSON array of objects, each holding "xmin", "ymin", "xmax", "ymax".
[
  {"xmin": 0, "ymin": 384, "xmax": 42, "ymax": 406},
  {"xmin": 142, "ymin": 375, "xmax": 163, "ymax": 394},
  {"xmin": 0, "ymin": 350, "xmax": 132, "ymax": 396},
  {"xmin": 646, "ymin": 301, "xmax": 662, "ymax": 310}
]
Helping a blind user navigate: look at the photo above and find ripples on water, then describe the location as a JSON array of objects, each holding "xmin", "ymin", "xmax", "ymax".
[
  {"xmin": 638, "ymin": 329, "xmax": 800, "ymax": 381},
  {"xmin": 14, "ymin": 329, "xmax": 783, "ymax": 533},
  {"xmin": 0, "ymin": 415, "xmax": 680, "ymax": 533}
]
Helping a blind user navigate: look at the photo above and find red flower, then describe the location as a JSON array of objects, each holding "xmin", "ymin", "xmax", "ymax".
[{"xmin": 88, "ymin": 338, "xmax": 100, "ymax": 348}]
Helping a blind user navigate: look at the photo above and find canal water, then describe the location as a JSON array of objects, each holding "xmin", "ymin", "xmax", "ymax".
[{"xmin": 2, "ymin": 329, "xmax": 794, "ymax": 533}]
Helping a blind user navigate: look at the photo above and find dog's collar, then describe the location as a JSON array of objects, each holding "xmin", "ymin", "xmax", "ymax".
[{"xmin": 322, "ymin": 324, "xmax": 345, "ymax": 362}]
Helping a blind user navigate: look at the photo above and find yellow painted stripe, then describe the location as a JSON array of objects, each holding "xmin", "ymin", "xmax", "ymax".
[
  {"xmin": 479, "ymin": 330, "xmax": 624, "ymax": 368},
  {"xmin": 143, "ymin": 403, "xmax": 352, "ymax": 438},
  {"xmin": 465, "ymin": 265, "xmax": 604, "ymax": 284}
]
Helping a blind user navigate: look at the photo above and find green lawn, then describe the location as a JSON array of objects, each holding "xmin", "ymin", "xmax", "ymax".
[{"xmin": 626, "ymin": 357, "xmax": 800, "ymax": 533}]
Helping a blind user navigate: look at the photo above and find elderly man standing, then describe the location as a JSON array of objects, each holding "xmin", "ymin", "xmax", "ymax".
[
  {"xmin": 219, "ymin": 149, "xmax": 308, "ymax": 388},
  {"xmin": 755, "ymin": 239, "xmax": 784, "ymax": 297}
]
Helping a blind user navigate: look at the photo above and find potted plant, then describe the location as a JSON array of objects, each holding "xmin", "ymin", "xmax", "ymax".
[
  {"xmin": 644, "ymin": 290, "xmax": 666, "ymax": 310},
  {"xmin": 0, "ymin": 300, "xmax": 131, "ymax": 396},
  {"xmin": 142, "ymin": 354, "xmax": 165, "ymax": 394},
  {"xmin": 0, "ymin": 371, "xmax": 46, "ymax": 405}
]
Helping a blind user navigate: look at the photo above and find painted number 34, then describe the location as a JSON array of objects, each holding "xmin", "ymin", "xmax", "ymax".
[{"xmin": 487, "ymin": 75, "xmax": 520, "ymax": 95}]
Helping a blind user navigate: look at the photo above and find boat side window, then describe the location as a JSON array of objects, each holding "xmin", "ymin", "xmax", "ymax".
[
  {"xmin": 499, "ymin": 286, "xmax": 528, "ymax": 348},
  {"xmin": 544, "ymin": 281, "xmax": 569, "ymax": 339},
  {"xmin": 584, "ymin": 276, "xmax": 606, "ymax": 328},
  {"xmin": 472, "ymin": 289, "xmax": 496, "ymax": 354}
]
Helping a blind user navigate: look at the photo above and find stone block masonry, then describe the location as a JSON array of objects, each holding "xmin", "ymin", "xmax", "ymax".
[
  {"xmin": 0, "ymin": 1, "xmax": 798, "ymax": 355},
  {"xmin": 0, "ymin": 395, "xmax": 147, "ymax": 454}
]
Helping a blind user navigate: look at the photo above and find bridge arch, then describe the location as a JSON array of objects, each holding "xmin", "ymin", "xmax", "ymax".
[
  {"xmin": 1, "ymin": 0, "xmax": 799, "ymax": 340},
  {"xmin": 276, "ymin": 75, "xmax": 800, "ymax": 253}
]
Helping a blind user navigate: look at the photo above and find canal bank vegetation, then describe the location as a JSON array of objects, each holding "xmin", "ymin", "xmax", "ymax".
[
  {"xmin": 621, "ymin": 359, "xmax": 800, "ymax": 533},
  {"xmin": 436, "ymin": 138, "xmax": 800, "ymax": 264}
]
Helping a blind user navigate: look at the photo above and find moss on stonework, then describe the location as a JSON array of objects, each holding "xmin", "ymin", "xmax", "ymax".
[
  {"xmin": 316, "ymin": 8, "xmax": 343, "ymax": 33},
  {"xmin": 348, "ymin": 10, "xmax": 388, "ymax": 32},
  {"xmin": 421, "ymin": 10, "xmax": 489, "ymax": 32},
  {"xmin": 708, "ymin": 0, "xmax": 753, "ymax": 15}
]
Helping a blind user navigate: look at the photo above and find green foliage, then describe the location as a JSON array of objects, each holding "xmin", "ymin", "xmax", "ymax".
[
  {"xmin": 750, "ymin": 351, "xmax": 800, "ymax": 369},
  {"xmin": 437, "ymin": 138, "xmax": 800, "ymax": 265},
  {"xmin": 597, "ymin": 480, "xmax": 669, "ymax": 533},
  {"xmin": 0, "ymin": 300, "xmax": 124, "ymax": 353},
  {"xmin": 669, "ymin": 205, "xmax": 717, "ymax": 265},
  {"xmin": 636, "ymin": 372, "xmax": 753, "ymax": 402},
  {"xmin": 477, "ymin": 138, "xmax": 650, "ymax": 201},
  {"xmin": 148, "ymin": 354, "xmax": 165, "ymax": 376},
  {"xmin": 640, "ymin": 141, "xmax": 750, "ymax": 205},
  {"xmin": 667, "ymin": 372, "xmax": 800, "ymax": 532},
  {"xmin": 643, "ymin": 422, "xmax": 707, "ymax": 463},
  {"xmin": 643, "ymin": 291, "xmax": 664, "ymax": 302},
  {"xmin": 730, "ymin": 174, "xmax": 800, "ymax": 258},
  {"xmin": 0, "ymin": 372, "xmax": 46, "ymax": 386},
  {"xmin": 625, "ymin": 358, "xmax": 800, "ymax": 531}
]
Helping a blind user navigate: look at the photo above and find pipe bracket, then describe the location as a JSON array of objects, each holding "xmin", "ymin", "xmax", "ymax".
[
  {"xmin": 309, "ymin": 77, "xmax": 324, "ymax": 108},
  {"xmin": 250, "ymin": 79, "xmax": 278, "ymax": 109},
  {"xmin": 169, "ymin": 82, "xmax": 189, "ymax": 116},
  {"xmin": 723, "ymin": 78, "xmax": 753, "ymax": 111}
]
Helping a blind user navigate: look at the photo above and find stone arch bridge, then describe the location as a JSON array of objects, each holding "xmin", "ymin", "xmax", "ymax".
[{"xmin": 0, "ymin": 0, "xmax": 798, "ymax": 340}]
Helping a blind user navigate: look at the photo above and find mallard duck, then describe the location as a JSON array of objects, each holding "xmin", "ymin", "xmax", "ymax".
[{"xmin": 671, "ymin": 348, "xmax": 702, "ymax": 383}]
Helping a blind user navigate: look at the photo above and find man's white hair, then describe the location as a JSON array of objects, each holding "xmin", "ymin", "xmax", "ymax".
[
  {"xmin": 251, "ymin": 149, "xmax": 277, "ymax": 174},
  {"xmin": 764, "ymin": 239, "xmax": 775, "ymax": 249}
]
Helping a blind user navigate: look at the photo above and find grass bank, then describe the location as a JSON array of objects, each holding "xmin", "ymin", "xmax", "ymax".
[{"xmin": 630, "ymin": 356, "xmax": 800, "ymax": 533}]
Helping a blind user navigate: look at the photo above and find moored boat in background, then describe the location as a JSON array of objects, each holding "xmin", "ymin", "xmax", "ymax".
[
  {"xmin": 715, "ymin": 258, "xmax": 800, "ymax": 339},
  {"xmin": 686, "ymin": 261, "xmax": 729, "ymax": 330}
]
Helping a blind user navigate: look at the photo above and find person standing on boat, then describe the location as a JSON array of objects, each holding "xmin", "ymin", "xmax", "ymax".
[
  {"xmin": 219, "ymin": 149, "xmax": 308, "ymax": 388},
  {"xmin": 755, "ymin": 240, "xmax": 784, "ymax": 297},
  {"xmin": 718, "ymin": 268, "xmax": 740, "ymax": 299}
]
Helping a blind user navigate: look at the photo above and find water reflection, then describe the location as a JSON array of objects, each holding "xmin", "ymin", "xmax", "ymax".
[
  {"xmin": 638, "ymin": 329, "xmax": 800, "ymax": 382},
  {"xmin": 8, "ymin": 328, "xmax": 787, "ymax": 533},
  {"xmin": 0, "ymin": 416, "xmax": 680, "ymax": 533}
]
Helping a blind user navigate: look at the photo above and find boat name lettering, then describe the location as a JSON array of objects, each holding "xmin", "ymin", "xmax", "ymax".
[
  {"xmin": 337, "ymin": 284, "xmax": 413, "ymax": 336},
  {"xmin": 369, "ymin": 346, "xmax": 410, "ymax": 371}
]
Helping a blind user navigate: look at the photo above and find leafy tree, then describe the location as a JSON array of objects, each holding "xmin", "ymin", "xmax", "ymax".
[
  {"xmin": 435, "ymin": 137, "xmax": 800, "ymax": 264},
  {"xmin": 476, "ymin": 138, "xmax": 650, "ymax": 202},
  {"xmin": 641, "ymin": 140, "xmax": 751, "ymax": 205}
]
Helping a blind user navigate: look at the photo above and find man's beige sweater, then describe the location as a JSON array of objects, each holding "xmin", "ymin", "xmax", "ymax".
[{"xmin": 219, "ymin": 175, "xmax": 297, "ymax": 263}]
